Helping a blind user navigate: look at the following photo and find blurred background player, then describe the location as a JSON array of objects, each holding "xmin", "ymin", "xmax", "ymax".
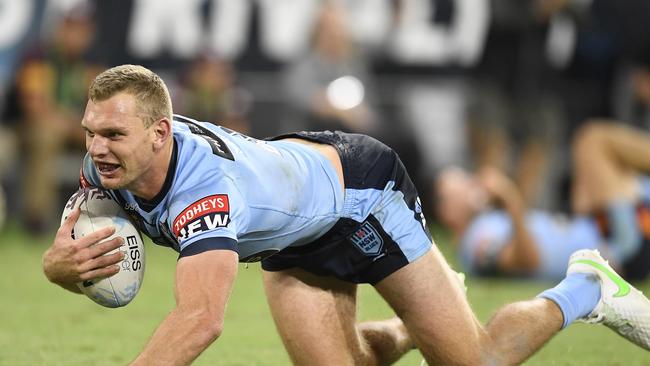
[
  {"xmin": 175, "ymin": 52, "xmax": 252, "ymax": 135},
  {"xmin": 9, "ymin": 1, "xmax": 102, "ymax": 233},
  {"xmin": 281, "ymin": 0, "xmax": 380, "ymax": 135},
  {"xmin": 436, "ymin": 122, "xmax": 650, "ymax": 281},
  {"xmin": 436, "ymin": 165, "xmax": 602, "ymax": 280},
  {"xmin": 467, "ymin": 0, "xmax": 564, "ymax": 210}
]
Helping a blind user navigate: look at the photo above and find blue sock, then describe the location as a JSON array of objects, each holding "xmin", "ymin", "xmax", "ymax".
[{"xmin": 537, "ymin": 273, "xmax": 601, "ymax": 328}]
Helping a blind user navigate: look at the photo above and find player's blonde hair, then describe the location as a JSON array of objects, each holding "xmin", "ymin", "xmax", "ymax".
[{"xmin": 88, "ymin": 64, "xmax": 173, "ymax": 127}]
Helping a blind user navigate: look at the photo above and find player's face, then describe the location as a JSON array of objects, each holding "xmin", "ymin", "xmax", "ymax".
[
  {"xmin": 82, "ymin": 93, "xmax": 157, "ymax": 191},
  {"xmin": 435, "ymin": 168, "xmax": 482, "ymax": 232}
]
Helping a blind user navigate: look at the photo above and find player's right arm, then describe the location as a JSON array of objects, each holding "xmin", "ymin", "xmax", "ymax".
[
  {"xmin": 42, "ymin": 207, "xmax": 124, "ymax": 293},
  {"xmin": 130, "ymin": 248, "xmax": 239, "ymax": 365}
]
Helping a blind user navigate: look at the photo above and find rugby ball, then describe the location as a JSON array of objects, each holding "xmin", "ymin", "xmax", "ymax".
[{"xmin": 61, "ymin": 187, "xmax": 145, "ymax": 308}]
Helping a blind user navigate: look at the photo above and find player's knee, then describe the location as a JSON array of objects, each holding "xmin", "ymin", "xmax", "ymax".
[
  {"xmin": 572, "ymin": 120, "xmax": 612, "ymax": 156},
  {"xmin": 574, "ymin": 120, "xmax": 615, "ymax": 145}
]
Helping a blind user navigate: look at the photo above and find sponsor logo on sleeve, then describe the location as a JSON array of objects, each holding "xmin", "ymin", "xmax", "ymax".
[{"xmin": 173, "ymin": 195, "xmax": 230, "ymax": 241}]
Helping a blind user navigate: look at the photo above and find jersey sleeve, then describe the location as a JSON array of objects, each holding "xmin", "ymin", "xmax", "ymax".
[{"xmin": 167, "ymin": 178, "xmax": 248, "ymax": 258}]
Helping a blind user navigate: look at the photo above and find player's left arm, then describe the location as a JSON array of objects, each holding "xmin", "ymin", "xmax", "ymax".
[{"xmin": 130, "ymin": 248, "xmax": 238, "ymax": 365}]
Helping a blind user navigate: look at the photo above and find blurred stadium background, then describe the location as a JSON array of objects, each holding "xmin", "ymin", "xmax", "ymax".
[{"xmin": 1, "ymin": 0, "xmax": 650, "ymax": 364}]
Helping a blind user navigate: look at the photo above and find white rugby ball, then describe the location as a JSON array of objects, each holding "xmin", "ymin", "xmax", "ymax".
[{"xmin": 61, "ymin": 187, "xmax": 145, "ymax": 308}]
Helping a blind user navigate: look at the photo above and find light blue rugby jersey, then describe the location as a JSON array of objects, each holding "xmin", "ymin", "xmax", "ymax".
[
  {"xmin": 81, "ymin": 115, "xmax": 344, "ymax": 261},
  {"xmin": 459, "ymin": 210, "xmax": 602, "ymax": 279}
]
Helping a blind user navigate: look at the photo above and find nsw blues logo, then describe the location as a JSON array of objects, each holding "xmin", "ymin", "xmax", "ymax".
[{"xmin": 349, "ymin": 222, "xmax": 384, "ymax": 255}]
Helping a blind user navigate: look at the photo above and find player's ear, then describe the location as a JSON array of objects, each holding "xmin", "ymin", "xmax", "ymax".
[{"xmin": 152, "ymin": 117, "xmax": 172, "ymax": 148}]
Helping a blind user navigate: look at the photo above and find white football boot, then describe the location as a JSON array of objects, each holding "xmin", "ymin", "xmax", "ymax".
[{"xmin": 567, "ymin": 249, "xmax": 650, "ymax": 350}]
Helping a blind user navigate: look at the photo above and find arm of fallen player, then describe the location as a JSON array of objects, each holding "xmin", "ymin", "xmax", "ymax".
[
  {"xmin": 130, "ymin": 249, "xmax": 238, "ymax": 366},
  {"xmin": 42, "ymin": 207, "xmax": 125, "ymax": 292},
  {"xmin": 479, "ymin": 167, "xmax": 541, "ymax": 273}
]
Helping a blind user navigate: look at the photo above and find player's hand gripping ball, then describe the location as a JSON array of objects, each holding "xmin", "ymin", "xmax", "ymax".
[{"xmin": 61, "ymin": 187, "xmax": 145, "ymax": 308}]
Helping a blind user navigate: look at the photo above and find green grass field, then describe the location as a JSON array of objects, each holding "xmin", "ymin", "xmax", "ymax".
[{"xmin": 1, "ymin": 225, "xmax": 648, "ymax": 365}]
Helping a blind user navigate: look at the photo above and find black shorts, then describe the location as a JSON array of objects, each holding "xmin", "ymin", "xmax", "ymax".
[{"xmin": 262, "ymin": 131, "xmax": 432, "ymax": 284}]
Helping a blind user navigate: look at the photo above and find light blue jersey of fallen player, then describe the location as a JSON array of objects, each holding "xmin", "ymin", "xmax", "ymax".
[
  {"xmin": 81, "ymin": 115, "xmax": 344, "ymax": 262},
  {"xmin": 459, "ymin": 210, "xmax": 602, "ymax": 279}
]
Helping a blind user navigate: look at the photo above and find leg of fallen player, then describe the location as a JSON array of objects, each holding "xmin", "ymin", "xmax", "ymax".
[{"xmin": 572, "ymin": 121, "xmax": 650, "ymax": 214}]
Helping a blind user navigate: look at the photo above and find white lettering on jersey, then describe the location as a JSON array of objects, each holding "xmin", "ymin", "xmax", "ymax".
[
  {"xmin": 186, "ymin": 220, "xmax": 202, "ymax": 237},
  {"xmin": 205, "ymin": 214, "xmax": 230, "ymax": 229},
  {"xmin": 176, "ymin": 214, "xmax": 231, "ymax": 241},
  {"xmin": 173, "ymin": 194, "xmax": 231, "ymax": 241}
]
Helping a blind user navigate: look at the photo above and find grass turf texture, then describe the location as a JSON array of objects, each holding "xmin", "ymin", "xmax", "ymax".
[{"xmin": 1, "ymin": 225, "xmax": 649, "ymax": 365}]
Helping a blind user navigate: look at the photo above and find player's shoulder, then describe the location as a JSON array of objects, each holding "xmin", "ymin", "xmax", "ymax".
[
  {"xmin": 173, "ymin": 114, "xmax": 224, "ymax": 136},
  {"xmin": 169, "ymin": 148, "xmax": 241, "ymax": 208},
  {"xmin": 173, "ymin": 114, "xmax": 237, "ymax": 161}
]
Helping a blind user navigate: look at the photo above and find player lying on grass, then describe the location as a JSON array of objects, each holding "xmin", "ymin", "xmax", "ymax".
[
  {"xmin": 42, "ymin": 65, "xmax": 650, "ymax": 365},
  {"xmin": 436, "ymin": 122, "xmax": 650, "ymax": 281}
]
